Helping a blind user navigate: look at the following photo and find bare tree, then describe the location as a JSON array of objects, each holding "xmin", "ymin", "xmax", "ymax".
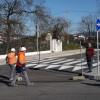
[
  {"xmin": 52, "ymin": 17, "xmax": 67, "ymax": 39},
  {"xmin": 39, "ymin": 17, "xmax": 69, "ymax": 39},
  {"xmin": 78, "ymin": 15, "xmax": 96, "ymax": 37},
  {"xmin": 0, "ymin": 0, "xmax": 49, "ymax": 53},
  {"xmin": 51, "ymin": 17, "xmax": 72, "ymax": 40}
]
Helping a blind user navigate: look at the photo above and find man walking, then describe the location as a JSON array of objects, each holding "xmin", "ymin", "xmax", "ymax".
[
  {"xmin": 6, "ymin": 48, "xmax": 16, "ymax": 80},
  {"xmin": 86, "ymin": 43, "xmax": 95, "ymax": 72},
  {"xmin": 11, "ymin": 47, "xmax": 33, "ymax": 86}
]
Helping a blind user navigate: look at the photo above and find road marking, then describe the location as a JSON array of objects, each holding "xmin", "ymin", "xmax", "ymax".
[
  {"xmin": 27, "ymin": 59, "xmax": 37, "ymax": 63},
  {"xmin": 93, "ymin": 63, "xmax": 98, "ymax": 67},
  {"xmin": 92, "ymin": 62, "xmax": 100, "ymax": 67},
  {"xmin": 26, "ymin": 64, "xmax": 37, "ymax": 67},
  {"xmin": 59, "ymin": 65, "xmax": 74, "ymax": 70},
  {"xmin": 40, "ymin": 58, "xmax": 57, "ymax": 62},
  {"xmin": 72, "ymin": 66, "xmax": 87, "ymax": 71},
  {"xmin": 64, "ymin": 60, "xmax": 81, "ymax": 65},
  {"xmin": 76, "ymin": 62, "xmax": 87, "ymax": 65},
  {"xmin": 76, "ymin": 59, "xmax": 85, "ymax": 61},
  {"xmin": 26, "ymin": 57, "xmax": 99, "ymax": 72},
  {"xmin": 52, "ymin": 59, "xmax": 74, "ymax": 64},
  {"xmin": 43, "ymin": 59, "xmax": 66, "ymax": 63},
  {"xmin": 45, "ymin": 65, "xmax": 61, "ymax": 69},
  {"xmin": 34, "ymin": 64, "xmax": 48, "ymax": 68},
  {"xmin": 28, "ymin": 62, "xmax": 39, "ymax": 64},
  {"xmin": 76, "ymin": 62, "xmax": 99, "ymax": 67}
]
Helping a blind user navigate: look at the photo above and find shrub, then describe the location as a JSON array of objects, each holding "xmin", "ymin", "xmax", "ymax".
[{"xmin": 62, "ymin": 43, "xmax": 84, "ymax": 51}]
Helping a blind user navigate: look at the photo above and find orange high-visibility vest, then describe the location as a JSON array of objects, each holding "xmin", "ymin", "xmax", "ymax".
[
  {"xmin": 8, "ymin": 52, "xmax": 16, "ymax": 64},
  {"xmin": 16, "ymin": 52, "xmax": 26, "ymax": 66}
]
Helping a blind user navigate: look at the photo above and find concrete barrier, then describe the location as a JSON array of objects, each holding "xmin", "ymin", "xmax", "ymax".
[{"xmin": 72, "ymin": 76, "xmax": 85, "ymax": 80}]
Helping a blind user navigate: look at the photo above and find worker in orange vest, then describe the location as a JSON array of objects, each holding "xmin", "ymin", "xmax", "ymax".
[
  {"xmin": 16, "ymin": 47, "xmax": 21, "ymax": 57},
  {"xmin": 11, "ymin": 47, "xmax": 33, "ymax": 86},
  {"xmin": 6, "ymin": 48, "xmax": 16, "ymax": 81}
]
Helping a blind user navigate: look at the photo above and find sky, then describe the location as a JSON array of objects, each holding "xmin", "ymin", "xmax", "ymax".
[
  {"xmin": 0, "ymin": 0, "xmax": 99, "ymax": 35},
  {"xmin": 44, "ymin": 0, "xmax": 99, "ymax": 34}
]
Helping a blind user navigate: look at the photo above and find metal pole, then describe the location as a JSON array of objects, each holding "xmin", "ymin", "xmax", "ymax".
[
  {"xmin": 38, "ymin": 25, "xmax": 40, "ymax": 64},
  {"xmin": 39, "ymin": 37, "xmax": 40, "ymax": 64},
  {"xmin": 80, "ymin": 41, "xmax": 83, "ymax": 76},
  {"xmin": 67, "ymin": 9, "xmax": 68, "ymax": 34},
  {"xmin": 36, "ymin": 24, "xmax": 39, "ymax": 65},
  {"xmin": 67, "ymin": 9, "xmax": 69, "ymax": 44},
  {"xmin": 97, "ymin": 30, "xmax": 99, "ymax": 75}
]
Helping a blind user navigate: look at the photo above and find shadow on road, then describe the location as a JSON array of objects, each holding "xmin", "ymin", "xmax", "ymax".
[
  {"xmin": 29, "ymin": 67, "xmax": 81, "ymax": 75},
  {"xmin": 52, "ymin": 69, "xmax": 81, "ymax": 75},
  {"xmin": 81, "ymin": 82, "xmax": 100, "ymax": 87},
  {"xmin": 0, "ymin": 75, "xmax": 9, "ymax": 80},
  {"xmin": 0, "ymin": 75, "xmax": 10, "ymax": 86},
  {"xmin": 29, "ymin": 68, "xmax": 40, "ymax": 70}
]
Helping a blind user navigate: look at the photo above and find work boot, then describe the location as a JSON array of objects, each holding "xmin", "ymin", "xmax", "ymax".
[
  {"xmin": 9, "ymin": 78, "xmax": 13, "ymax": 81},
  {"xmin": 10, "ymin": 84, "xmax": 17, "ymax": 87},
  {"xmin": 27, "ymin": 83, "xmax": 34, "ymax": 86},
  {"xmin": 87, "ymin": 70, "xmax": 92, "ymax": 73}
]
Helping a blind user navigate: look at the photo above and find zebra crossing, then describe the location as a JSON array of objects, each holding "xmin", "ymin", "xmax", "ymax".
[{"xmin": 26, "ymin": 57, "xmax": 98, "ymax": 72}]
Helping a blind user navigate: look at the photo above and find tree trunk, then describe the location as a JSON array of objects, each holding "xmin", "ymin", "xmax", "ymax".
[{"xmin": 6, "ymin": 20, "xmax": 11, "ymax": 53}]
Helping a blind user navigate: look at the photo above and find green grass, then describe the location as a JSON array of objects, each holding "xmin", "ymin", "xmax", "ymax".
[{"xmin": 62, "ymin": 43, "xmax": 84, "ymax": 51}]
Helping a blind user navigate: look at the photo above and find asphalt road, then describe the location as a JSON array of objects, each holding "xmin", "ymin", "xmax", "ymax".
[{"xmin": 0, "ymin": 53, "xmax": 100, "ymax": 100}]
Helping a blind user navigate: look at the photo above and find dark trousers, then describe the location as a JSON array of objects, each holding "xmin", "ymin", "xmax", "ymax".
[{"xmin": 86, "ymin": 57, "xmax": 93, "ymax": 72}]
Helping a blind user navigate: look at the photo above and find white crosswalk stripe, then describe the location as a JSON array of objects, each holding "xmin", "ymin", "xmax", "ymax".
[
  {"xmin": 77, "ymin": 59, "xmax": 85, "ymax": 61},
  {"xmin": 26, "ymin": 57, "xmax": 97, "ymax": 72},
  {"xmin": 27, "ymin": 64, "xmax": 37, "ymax": 67},
  {"xmin": 59, "ymin": 65, "xmax": 74, "ymax": 70},
  {"xmin": 72, "ymin": 66, "xmax": 87, "ymax": 71},
  {"xmin": 76, "ymin": 62, "xmax": 87, "ymax": 65},
  {"xmin": 43, "ymin": 59, "xmax": 67, "ymax": 63},
  {"xmin": 40, "ymin": 58, "xmax": 56, "ymax": 62},
  {"xmin": 64, "ymin": 60, "xmax": 81, "ymax": 65},
  {"xmin": 45, "ymin": 65, "xmax": 61, "ymax": 69},
  {"xmin": 52, "ymin": 59, "xmax": 74, "ymax": 64},
  {"xmin": 92, "ymin": 62, "xmax": 100, "ymax": 66},
  {"xmin": 34, "ymin": 64, "xmax": 48, "ymax": 68}
]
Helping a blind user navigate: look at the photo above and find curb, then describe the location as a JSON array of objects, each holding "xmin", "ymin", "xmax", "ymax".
[
  {"xmin": 83, "ymin": 72, "xmax": 100, "ymax": 80},
  {"xmin": 39, "ymin": 51, "xmax": 85, "ymax": 59}
]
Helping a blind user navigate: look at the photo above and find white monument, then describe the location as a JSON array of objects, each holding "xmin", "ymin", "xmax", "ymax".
[{"xmin": 46, "ymin": 33, "xmax": 62, "ymax": 52}]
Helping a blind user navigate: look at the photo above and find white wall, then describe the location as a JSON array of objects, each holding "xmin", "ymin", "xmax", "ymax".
[
  {"xmin": 0, "ymin": 50, "xmax": 51, "ymax": 60},
  {"xmin": 52, "ymin": 39, "xmax": 62, "ymax": 52}
]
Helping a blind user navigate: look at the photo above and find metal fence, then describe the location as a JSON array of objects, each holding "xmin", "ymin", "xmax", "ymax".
[{"xmin": 0, "ymin": 36, "xmax": 50, "ymax": 55}]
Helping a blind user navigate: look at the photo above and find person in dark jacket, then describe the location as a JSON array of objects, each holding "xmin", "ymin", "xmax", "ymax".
[{"xmin": 86, "ymin": 43, "xmax": 95, "ymax": 72}]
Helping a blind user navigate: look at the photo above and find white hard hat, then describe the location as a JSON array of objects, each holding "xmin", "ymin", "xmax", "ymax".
[
  {"xmin": 11, "ymin": 48, "xmax": 15, "ymax": 52},
  {"xmin": 21, "ymin": 47, "xmax": 26, "ymax": 51}
]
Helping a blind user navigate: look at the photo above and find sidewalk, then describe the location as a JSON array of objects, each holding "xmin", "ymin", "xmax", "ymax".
[
  {"xmin": 26, "ymin": 49, "xmax": 86, "ymax": 60},
  {"xmin": 83, "ymin": 67, "xmax": 100, "ymax": 80}
]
